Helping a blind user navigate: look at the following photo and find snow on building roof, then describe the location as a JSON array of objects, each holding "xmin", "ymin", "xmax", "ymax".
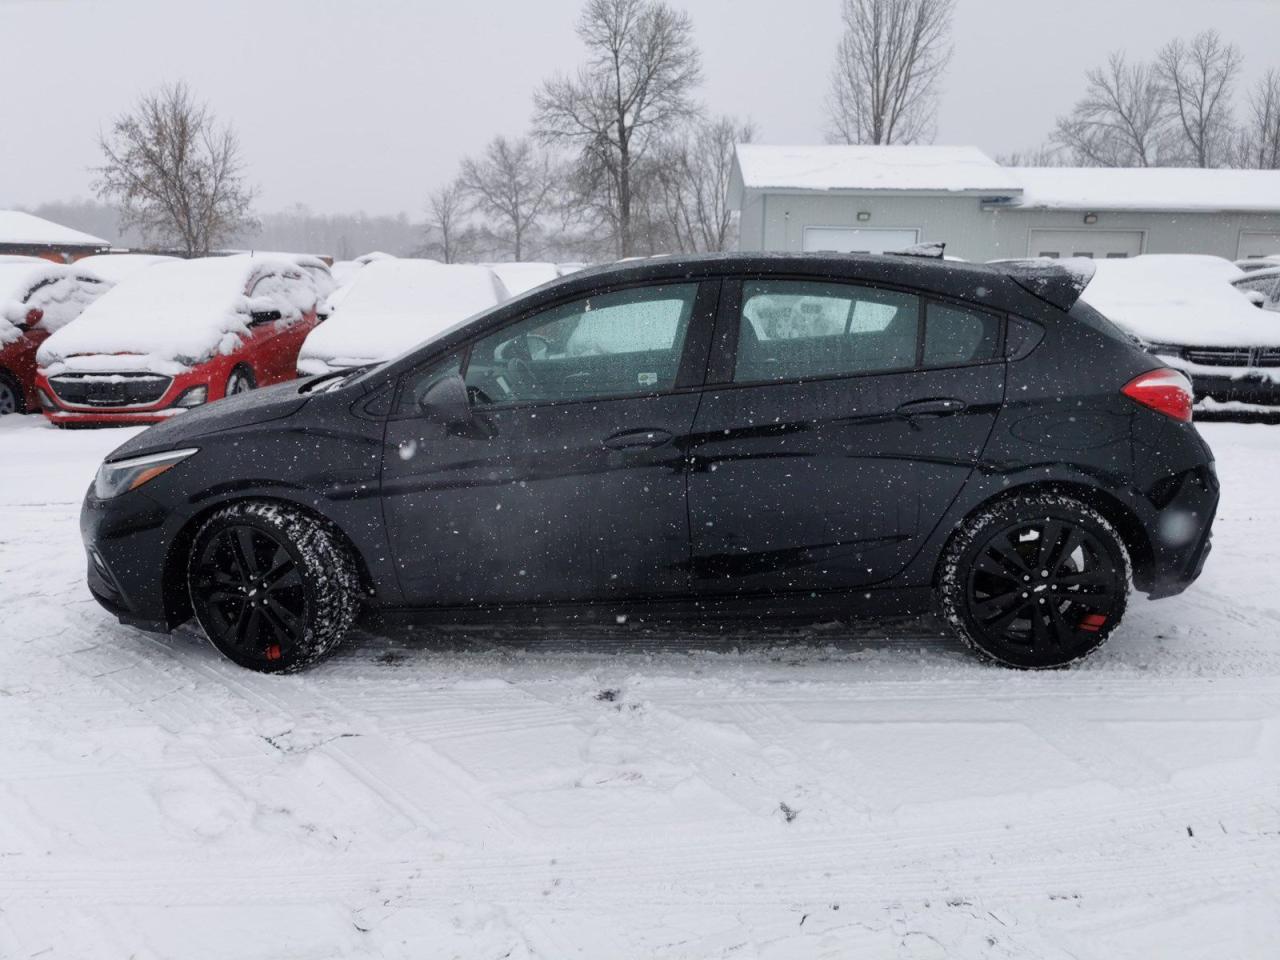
[
  {"xmin": 731, "ymin": 145, "xmax": 1280, "ymax": 214},
  {"xmin": 731, "ymin": 145, "xmax": 1022, "ymax": 197},
  {"xmin": 297, "ymin": 259, "xmax": 509, "ymax": 375},
  {"xmin": 0, "ymin": 211, "xmax": 109, "ymax": 248},
  {"xmin": 1010, "ymin": 167, "xmax": 1280, "ymax": 214}
]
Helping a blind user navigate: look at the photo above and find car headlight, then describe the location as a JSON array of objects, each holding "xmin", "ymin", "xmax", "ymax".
[
  {"xmin": 172, "ymin": 385, "xmax": 208, "ymax": 408},
  {"xmin": 93, "ymin": 448, "xmax": 199, "ymax": 500}
]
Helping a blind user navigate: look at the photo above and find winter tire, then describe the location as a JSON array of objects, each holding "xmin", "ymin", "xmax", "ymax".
[
  {"xmin": 188, "ymin": 501, "xmax": 361, "ymax": 672},
  {"xmin": 226, "ymin": 367, "xmax": 256, "ymax": 396},
  {"xmin": 938, "ymin": 493, "xmax": 1131, "ymax": 669},
  {"xmin": 0, "ymin": 372, "xmax": 22, "ymax": 415}
]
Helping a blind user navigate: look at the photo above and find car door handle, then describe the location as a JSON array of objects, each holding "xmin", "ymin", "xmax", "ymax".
[
  {"xmin": 604, "ymin": 428, "xmax": 674, "ymax": 450},
  {"xmin": 896, "ymin": 398, "xmax": 967, "ymax": 418}
]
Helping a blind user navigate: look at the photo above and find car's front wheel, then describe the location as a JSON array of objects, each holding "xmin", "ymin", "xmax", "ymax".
[
  {"xmin": 225, "ymin": 367, "xmax": 255, "ymax": 397},
  {"xmin": 187, "ymin": 501, "xmax": 361, "ymax": 672},
  {"xmin": 938, "ymin": 493, "xmax": 1131, "ymax": 669},
  {"xmin": 0, "ymin": 372, "xmax": 23, "ymax": 415}
]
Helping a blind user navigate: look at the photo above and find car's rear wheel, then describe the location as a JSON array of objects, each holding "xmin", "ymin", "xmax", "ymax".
[
  {"xmin": 938, "ymin": 493, "xmax": 1130, "ymax": 669},
  {"xmin": 187, "ymin": 501, "xmax": 361, "ymax": 672},
  {"xmin": 225, "ymin": 367, "xmax": 255, "ymax": 397},
  {"xmin": 0, "ymin": 372, "xmax": 22, "ymax": 415}
]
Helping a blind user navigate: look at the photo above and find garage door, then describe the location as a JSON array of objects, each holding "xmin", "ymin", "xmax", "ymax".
[
  {"xmin": 1029, "ymin": 230, "xmax": 1144, "ymax": 259},
  {"xmin": 1238, "ymin": 233, "xmax": 1280, "ymax": 260},
  {"xmin": 803, "ymin": 227, "xmax": 920, "ymax": 254}
]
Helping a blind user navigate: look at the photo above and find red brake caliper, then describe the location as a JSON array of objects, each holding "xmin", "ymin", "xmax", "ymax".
[{"xmin": 1078, "ymin": 613, "xmax": 1108, "ymax": 633}]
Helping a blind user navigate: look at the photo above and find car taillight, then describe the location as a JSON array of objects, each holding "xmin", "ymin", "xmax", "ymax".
[{"xmin": 1122, "ymin": 368, "xmax": 1194, "ymax": 423}]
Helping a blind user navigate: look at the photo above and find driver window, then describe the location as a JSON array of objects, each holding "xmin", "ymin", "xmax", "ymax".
[{"xmin": 463, "ymin": 283, "xmax": 698, "ymax": 406}]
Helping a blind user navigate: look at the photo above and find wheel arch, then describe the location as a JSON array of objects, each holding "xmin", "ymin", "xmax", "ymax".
[
  {"xmin": 161, "ymin": 493, "xmax": 375, "ymax": 627},
  {"xmin": 937, "ymin": 479, "xmax": 1155, "ymax": 592}
]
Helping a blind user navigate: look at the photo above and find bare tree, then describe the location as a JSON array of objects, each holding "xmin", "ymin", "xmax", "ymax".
[
  {"xmin": 93, "ymin": 81, "xmax": 255, "ymax": 256},
  {"xmin": 458, "ymin": 136, "xmax": 555, "ymax": 262},
  {"xmin": 654, "ymin": 116, "xmax": 755, "ymax": 253},
  {"xmin": 826, "ymin": 0, "xmax": 955, "ymax": 145},
  {"xmin": 996, "ymin": 144, "xmax": 1064, "ymax": 167},
  {"xmin": 1156, "ymin": 30, "xmax": 1242, "ymax": 167},
  {"xmin": 422, "ymin": 180, "xmax": 476, "ymax": 262},
  {"xmin": 533, "ymin": 0, "xmax": 702, "ymax": 258},
  {"xmin": 1053, "ymin": 53, "xmax": 1171, "ymax": 167},
  {"xmin": 1234, "ymin": 70, "xmax": 1280, "ymax": 170}
]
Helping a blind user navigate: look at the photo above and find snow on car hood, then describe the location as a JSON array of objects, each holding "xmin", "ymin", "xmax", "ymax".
[
  {"xmin": 297, "ymin": 260, "xmax": 508, "ymax": 371},
  {"xmin": 0, "ymin": 262, "xmax": 110, "ymax": 345},
  {"xmin": 1080, "ymin": 255, "xmax": 1280, "ymax": 347},
  {"xmin": 37, "ymin": 255, "xmax": 313, "ymax": 375}
]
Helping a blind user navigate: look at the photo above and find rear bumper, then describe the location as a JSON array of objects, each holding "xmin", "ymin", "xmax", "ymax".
[{"xmin": 1140, "ymin": 462, "xmax": 1220, "ymax": 599}]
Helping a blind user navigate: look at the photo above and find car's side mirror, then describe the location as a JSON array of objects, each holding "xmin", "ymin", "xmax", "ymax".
[
  {"xmin": 250, "ymin": 309, "xmax": 283, "ymax": 325},
  {"xmin": 415, "ymin": 373, "xmax": 494, "ymax": 440}
]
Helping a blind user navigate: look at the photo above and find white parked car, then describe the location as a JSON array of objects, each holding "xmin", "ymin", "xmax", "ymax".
[
  {"xmin": 71, "ymin": 253, "xmax": 177, "ymax": 285},
  {"xmin": 1080, "ymin": 254, "xmax": 1280, "ymax": 411},
  {"xmin": 296, "ymin": 259, "xmax": 509, "ymax": 376}
]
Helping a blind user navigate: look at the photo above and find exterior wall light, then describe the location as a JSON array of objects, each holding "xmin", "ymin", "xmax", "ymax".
[
  {"xmin": 1084, "ymin": 213, "xmax": 1099, "ymax": 225},
  {"xmin": 857, "ymin": 211, "xmax": 871, "ymax": 222}
]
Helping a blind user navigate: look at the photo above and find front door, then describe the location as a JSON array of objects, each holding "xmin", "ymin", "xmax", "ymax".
[
  {"xmin": 688, "ymin": 278, "xmax": 1005, "ymax": 597},
  {"xmin": 381, "ymin": 280, "xmax": 717, "ymax": 607}
]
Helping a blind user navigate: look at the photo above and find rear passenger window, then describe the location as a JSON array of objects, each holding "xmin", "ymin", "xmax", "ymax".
[
  {"xmin": 733, "ymin": 281, "xmax": 919, "ymax": 383},
  {"xmin": 923, "ymin": 302, "xmax": 1001, "ymax": 367}
]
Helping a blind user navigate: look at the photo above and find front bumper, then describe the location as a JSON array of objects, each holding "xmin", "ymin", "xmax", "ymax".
[{"xmin": 81, "ymin": 486, "xmax": 181, "ymax": 632}]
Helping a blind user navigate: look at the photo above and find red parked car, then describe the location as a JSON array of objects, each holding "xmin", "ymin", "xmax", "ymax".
[
  {"xmin": 0, "ymin": 259, "xmax": 109, "ymax": 415},
  {"xmin": 37, "ymin": 255, "xmax": 323, "ymax": 426}
]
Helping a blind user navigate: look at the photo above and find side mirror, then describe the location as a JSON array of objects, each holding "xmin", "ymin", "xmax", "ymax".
[
  {"xmin": 417, "ymin": 374, "xmax": 494, "ymax": 439},
  {"xmin": 250, "ymin": 309, "xmax": 283, "ymax": 325}
]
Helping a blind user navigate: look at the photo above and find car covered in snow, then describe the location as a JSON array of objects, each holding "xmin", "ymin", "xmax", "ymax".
[
  {"xmin": 1231, "ymin": 265, "xmax": 1280, "ymax": 311},
  {"xmin": 296, "ymin": 259, "xmax": 509, "ymax": 376},
  {"xmin": 330, "ymin": 250, "xmax": 396, "ymax": 289},
  {"xmin": 80, "ymin": 253, "xmax": 1218, "ymax": 674},
  {"xmin": 485, "ymin": 262, "xmax": 560, "ymax": 299},
  {"xmin": 1079, "ymin": 254, "xmax": 1280, "ymax": 412},
  {"xmin": 71, "ymin": 253, "xmax": 178, "ymax": 285},
  {"xmin": 0, "ymin": 262, "xmax": 110, "ymax": 415},
  {"xmin": 36, "ymin": 255, "xmax": 322, "ymax": 426}
]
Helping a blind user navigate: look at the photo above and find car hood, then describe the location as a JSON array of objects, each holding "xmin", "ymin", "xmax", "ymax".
[{"xmin": 105, "ymin": 380, "xmax": 312, "ymax": 461}]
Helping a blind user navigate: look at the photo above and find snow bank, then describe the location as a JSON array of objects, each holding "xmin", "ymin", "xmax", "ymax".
[
  {"xmin": 298, "ymin": 260, "xmax": 508, "ymax": 374},
  {"xmin": 71, "ymin": 254, "xmax": 177, "ymax": 285},
  {"xmin": 0, "ymin": 262, "xmax": 110, "ymax": 344},
  {"xmin": 486, "ymin": 262, "xmax": 560, "ymax": 298},
  {"xmin": 1079, "ymin": 255, "xmax": 1279, "ymax": 348},
  {"xmin": 38, "ymin": 255, "xmax": 316, "ymax": 375}
]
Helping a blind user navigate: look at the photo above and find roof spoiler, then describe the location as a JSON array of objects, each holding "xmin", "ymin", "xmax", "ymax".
[{"xmin": 997, "ymin": 257, "xmax": 1096, "ymax": 311}]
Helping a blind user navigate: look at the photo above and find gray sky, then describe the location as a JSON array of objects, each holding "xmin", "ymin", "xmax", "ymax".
[{"xmin": 2, "ymin": 0, "xmax": 1277, "ymax": 216}]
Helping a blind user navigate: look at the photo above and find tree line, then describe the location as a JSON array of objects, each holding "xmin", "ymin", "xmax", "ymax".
[{"xmin": 77, "ymin": 0, "xmax": 1279, "ymax": 260}]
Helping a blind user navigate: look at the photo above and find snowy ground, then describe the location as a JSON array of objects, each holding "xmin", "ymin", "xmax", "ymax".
[{"xmin": 1, "ymin": 415, "xmax": 1278, "ymax": 959}]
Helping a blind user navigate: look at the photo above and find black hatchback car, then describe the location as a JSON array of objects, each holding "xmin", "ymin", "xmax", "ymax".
[{"xmin": 81, "ymin": 253, "xmax": 1218, "ymax": 672}]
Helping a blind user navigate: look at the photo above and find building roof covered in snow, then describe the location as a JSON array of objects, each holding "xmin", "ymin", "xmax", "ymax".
[
  {"xmin": 0, "ymin": 211, "xmax": 109, "ymax": 250},
  {"xmin": 731, "ymin": 145, "xmax": 1280, "ymax": 214}
]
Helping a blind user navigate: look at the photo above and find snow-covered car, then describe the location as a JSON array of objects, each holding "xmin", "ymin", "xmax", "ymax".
[
  {"xmin": 296, "ymin": 259, "xmax": 509, "ymax": 376},
  {"xmin": 36, "ymin": 255, "xmax": 322, "ymax": 426},
  {"xmin": 1080, "ymin": 254, "xmax": 1280, "ymax": 411},
  {"xmin": 330, "ymin": 250, "xmax": 397, "ymax": 289},
  {"xmin": 1231, "ymin": 266, "xmax": 1280, "ymax": 311},
  {"xmin": 485, "ymin": 262, "xmax": 560, "ymax": 298},
  {"xmin": 1234, "ymin": 255, "xmax": 1280, "ymax": 273},
  {"xmin": 0, "ymin": 262, "xmax": 110, "ymax": 415},
  {"xmin": 71, "ymin": 253, "xmax": 177, "ymax": 285}
]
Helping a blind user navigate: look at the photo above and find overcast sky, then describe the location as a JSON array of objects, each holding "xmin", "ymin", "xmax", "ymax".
[{"xmin": 1, "ymin": 0, "xmax": 1276, "ymax": 216}]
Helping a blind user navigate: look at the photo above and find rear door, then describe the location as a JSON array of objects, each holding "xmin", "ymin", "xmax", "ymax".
[{"xmin": 687, "ymin": 277, "xmax": 1005, "ymax": 597}]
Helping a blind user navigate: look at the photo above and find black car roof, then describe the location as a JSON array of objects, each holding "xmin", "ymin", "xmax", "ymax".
[{"xmin": 547, "ymin": 252, "xmax": 1089, "ymax": 312}]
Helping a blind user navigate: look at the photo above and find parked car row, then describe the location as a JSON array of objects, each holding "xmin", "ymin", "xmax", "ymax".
[{"xmin": 4, "ymin": 250, "xmax": 577, "ymax": 426}]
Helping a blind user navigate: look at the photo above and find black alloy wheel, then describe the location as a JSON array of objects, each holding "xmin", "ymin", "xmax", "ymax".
[
  {"xmin": 940, "ymin": 494, "xmax": 1130, "ymax": 668},
  {"xmin": 188, "ymin": 501, "xmax": 360, "ymax": 672}
]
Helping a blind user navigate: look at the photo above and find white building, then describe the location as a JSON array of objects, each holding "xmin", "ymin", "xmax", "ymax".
[{"xmin": 729, "ymin": 145, "xmax": 1280, "ymax": 262}]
